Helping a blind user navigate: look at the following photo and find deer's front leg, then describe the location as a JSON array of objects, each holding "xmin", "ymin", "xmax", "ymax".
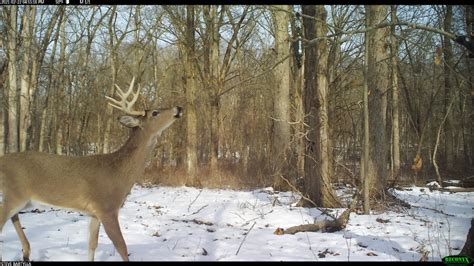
[
  {"xmin": 88, "ymin": 216, "xmax": 100, "ymax": 261},
  {"xmin": 100, "ymin": 212, "xmax": 128, "ymax": 261}
]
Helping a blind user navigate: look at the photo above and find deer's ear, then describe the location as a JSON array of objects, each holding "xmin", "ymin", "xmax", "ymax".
[{"xmin": 119, "ymin": 115, "xmax": 141, "ymax": 128}]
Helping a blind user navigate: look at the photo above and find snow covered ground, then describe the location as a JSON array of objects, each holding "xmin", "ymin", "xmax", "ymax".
[{"xmin": 1, "ymin": 184, "xmax": 472, "ymax": 261}]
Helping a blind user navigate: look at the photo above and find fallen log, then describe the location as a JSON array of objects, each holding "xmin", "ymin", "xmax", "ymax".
[{"xmin": 277, "ymin": 191, "xmax": 359, "ymax": 235}]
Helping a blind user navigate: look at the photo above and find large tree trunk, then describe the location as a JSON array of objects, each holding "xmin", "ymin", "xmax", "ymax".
[
  {"xmin": 362, "ymin": 8, "xmax": 370, "ymax": 213},
  {"xmin": 103, "ymin": 7, "xmax": 118, "ymax": 154},
  {"xmin": 6, "ymin": 6, "xmax": 18, "ymax": 154},
  {"xmin": 19, "ymin": 6, "xmax": 36, "ymax": 152},
  {"xmin": 290, "ymin": 9, "xmax": 305, "ymax": 180},
  {"xmin": 184, "ymin": 5, "xmax": 199, "ymax": 186},
  {"xmin": 271, "ymin": 5, "xmax": 292, "ymax": 191},
  {"xmin": 300, "ymin": 5, "xmax": 341, "ymax": 208},
  {"xmin": 208, "ymin": 5, "xmax": 220, "ymax": 178},
  {"xmin": 466, "ymin": 5, "xmax": 474, "ymax": 166},
  {"xmin": 443, "ymin": 5, "xmax": 454, "ymax": 172},
  {"xmin": 460, "ymin": 219, "xmax": 474, "ymax": 257},
  {"xmin": 55, "ymin": 12, "xmax": 67, "ymax": 155},
  {"xmin": 366, "ymin": 5, "xmax": 390, "ymax": 199},
  {"xmin": 0, "ymin": 55, "xmax": 6, "ymax": 156},
  {"xmin": 390, "ymin": 5, "xmax": 401, "ymax": 179}
]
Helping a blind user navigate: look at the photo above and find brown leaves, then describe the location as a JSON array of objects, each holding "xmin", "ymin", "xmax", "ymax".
[
  {"xmin": 411, "ymin": 154, "xmax": 422, "ymax": 172},
  {"xmin": 434, "ymin": 47, "xmax": 442, "ymax": 65}
]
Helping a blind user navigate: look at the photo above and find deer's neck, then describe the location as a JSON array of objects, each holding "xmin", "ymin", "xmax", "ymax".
[{"xmin": 111, "ymin": 127, "xmax": 157, "ymax": 182}]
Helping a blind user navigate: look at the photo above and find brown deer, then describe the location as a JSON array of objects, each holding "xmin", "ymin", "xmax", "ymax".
[{"xmin": 0, "ymin": 77, "xmax": 183, "ymax": 261}]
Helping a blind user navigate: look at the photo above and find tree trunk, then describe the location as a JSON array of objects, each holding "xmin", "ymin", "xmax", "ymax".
[
  {"xmin": 103, "ymin": 7, "xmax": 118, "ymax": 154},
  {"xmin": 362, "ymin": 7, "xmax": 371, "ymax": 214},
  {"xmin": 208, "ymin": 6, "xmax": 220, "ymax": 178},
  {"xmin": 390, "ymin": 5, "xmax": 401, "ymax": 179},
  {"xmin": 443, "ymin": 5, "xmax": 454, "ymax": 172},
  {"xmin": 300, "ymin": 5, "xmax": 341, "ymax": 208},
  {"xmin": 0, "ymin": 96, "xmax": 4, "ymax": 156},
  {"xmin": 271, "ymin": 5, "xmax": 292, "ymax": 191},
  {"xmin": 19, "ymin": 6, "xmax": 36, "ymax": 152},
  {"xmin": 6, "ymin": 6, "xmax": 18, "ymax": 154},
  {"xmin": 366, "ymin": 5, "xmax": 390, "ymax": 200},
  {"xmin": 460, "ymin": 219, "xmax": 474, "ymax": 257},
  {"xmin": 290, "ymin": 12, "xmax": 305, "ymax": 179},
  {"xmin": 184, "ymin": 5, "xmax": 199, "ymax": 186},
  {"xmin": 38, "ymin": 19, "xmax": 61, "ymax": 153},
  {"xmin": 55, "ymin": 12, "xmax": 67, "ymax": 155},
  {"xmin": 466, "ymin": 5, "xmax": 474, "ymax": 166},
  {"xmin": 0, "ymin": 59, "xmax": 6, "ymax": 156}
]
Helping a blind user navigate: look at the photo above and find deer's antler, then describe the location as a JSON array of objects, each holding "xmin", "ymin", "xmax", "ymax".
[{"xmin": 105, "ymin": 77, "xmax": 145, "ymax": 116}]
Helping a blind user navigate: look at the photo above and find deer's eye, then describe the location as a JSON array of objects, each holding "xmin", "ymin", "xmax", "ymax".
[{"xmin": 152, "ymin": 110, "xmax": 160, "ymax": 117}]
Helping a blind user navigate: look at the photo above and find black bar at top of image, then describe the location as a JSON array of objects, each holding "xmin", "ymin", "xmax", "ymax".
[
  {"xmin": 0, "ymin": 0, "xmax": 226, "ymax": 5},
  {"xmin": 0, "ymin": 0, "xmax": 304, "ymax": 5}
]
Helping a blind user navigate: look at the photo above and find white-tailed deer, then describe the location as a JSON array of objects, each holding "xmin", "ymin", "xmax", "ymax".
[{"xmin": 0, "ymin": 77, "xmax": 183, "ymax": 261}]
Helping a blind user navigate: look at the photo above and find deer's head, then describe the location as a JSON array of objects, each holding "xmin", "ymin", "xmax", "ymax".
[{"xmin": 106, "ymin": 77, "xmax": 183, "ymax": 137}]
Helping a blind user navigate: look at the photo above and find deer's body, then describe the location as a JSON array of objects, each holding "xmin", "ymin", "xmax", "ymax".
[
  {"xmin": 0, "ymin": 77, "xmax": 182, "ymax": 261},
  {"xmin": 0, "ymin": 128, "xmax": 151, "ymax": 214}
]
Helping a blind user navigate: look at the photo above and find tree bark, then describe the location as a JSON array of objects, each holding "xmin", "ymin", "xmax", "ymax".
[
  {"xmin": 55, "ymin": 11, "xmax": 67, "ymax": 155},
  {"xmin": 366, "ymin": 5, "xmax": 390, "ymax": 200},
  {"xmin": 443, "ymin": 5, "xmax": 454, "ymax": 172},
  {"xmin": 300, "ymin": 5, "xmax": 341, "ymax": 208},
  {"xmin": 362, "ymin": 6, "xmax": 371, "ymax": 214},
  {"xmin": 271, "ymin": 5, "xmax": 292, "ymax": 190},
  {"xmin": 6, "ymin": 6, "xmax": 18, "ymax": 153},
  {"xmin": 103, "ymin": 7, "xmax": 118, "ymax": 154},
  {"xmin": 460, "ymin": 219, "xmax": 474, "ymax": 257},
  {"xmin": 390, "ymin": 5, "xmax": 401, "ymax": 179},
  {"xmin": 0, "ymin": 50, "xmax": 6, "ymax": 156},
  {"xmin": 208, "ymin": 5, "xmax": 220, "ymax": 177},
  {"xmin": 19, "ymin": 6, "xmax": 36, "ymax": 152},
  {"xmin": 184, "ymin": 5, "xmax": 199, "ymax": 186}
]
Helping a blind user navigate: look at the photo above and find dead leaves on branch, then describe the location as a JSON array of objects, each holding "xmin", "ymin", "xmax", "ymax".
[{"xmin": 411, "ymin": 154, "xmax": 423, "ymax": 172}]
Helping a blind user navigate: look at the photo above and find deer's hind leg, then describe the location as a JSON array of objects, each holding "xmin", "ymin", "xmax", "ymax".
[
  {"xmin": 0, "ymin": 190, "xmax": 30, "ymax": 261},
  {"xmin": 11, "ymin": 214, "xmax": 30, "ymax": 261}
]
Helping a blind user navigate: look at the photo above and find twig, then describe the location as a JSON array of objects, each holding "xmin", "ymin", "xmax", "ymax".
[
  {"xmin": 235, "ymin": 221, "xmax": 256, "ymax": 256},
  {"xmin": 414, "ymin": 205, "xmax": 454, "ymax": 217},
  {"xmin": 432, "ymin": 90, "xmax": 457, "ymax": 187},
  {"xmin": 188, "ymin": 189, "xmax": 203, "ymax": 213},
  {"xmin": 191, "ymin": 204, "xmax": 209, "ymax": 215}
]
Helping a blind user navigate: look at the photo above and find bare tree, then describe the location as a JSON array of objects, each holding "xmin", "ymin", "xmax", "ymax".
[
  {"xmin": 19, "ymin": 6, "xmax": 36, "ymax": 152},
  {"xmin": 390, "ymin": 5, "xmax": 401, "ymax": 179},
  {"xmin": 184, "ymin": 5, "xmax": 199, "ymax": 185},
  {"xmin": 271, "ymin": 5, "xmax": 292, "ymax": 190},
  {"xmin": 366, "ymin": 5, "xmax": 390, "ymax": 199},
  {"xmin": 5, "ymin": 6, "xmax": 18, "ymax": 153},
  {"xmin": 300, "ymin": 5, "xmax": 341, "ymax": 208},
  {"xmin": 443, "ymin": 5, "xmax": 454, "ymax": 172}
]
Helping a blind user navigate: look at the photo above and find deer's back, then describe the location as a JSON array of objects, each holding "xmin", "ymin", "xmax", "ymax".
[{"xmin": 0, "ymin": 151, "xmax": 124, "ymax": 213}]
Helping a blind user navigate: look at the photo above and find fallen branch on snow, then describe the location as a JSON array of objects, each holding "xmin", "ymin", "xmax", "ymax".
[{"xmin": 276, "ymin": 191, "xmax": 359, "ymax": 235}]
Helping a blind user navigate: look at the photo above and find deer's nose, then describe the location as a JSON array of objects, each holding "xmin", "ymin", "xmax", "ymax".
[{"xmin": 175, "ymin": 106, "xmax": 184, "ymax": 118}]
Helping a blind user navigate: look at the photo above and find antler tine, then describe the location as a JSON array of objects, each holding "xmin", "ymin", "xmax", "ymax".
[
  {"xmin": 105, "ymin": 77, "xmax": 145, "ymax": 116},
  {"xmin": 130, "ymin": 83, "xmax": 140, "ymax": 107}
]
